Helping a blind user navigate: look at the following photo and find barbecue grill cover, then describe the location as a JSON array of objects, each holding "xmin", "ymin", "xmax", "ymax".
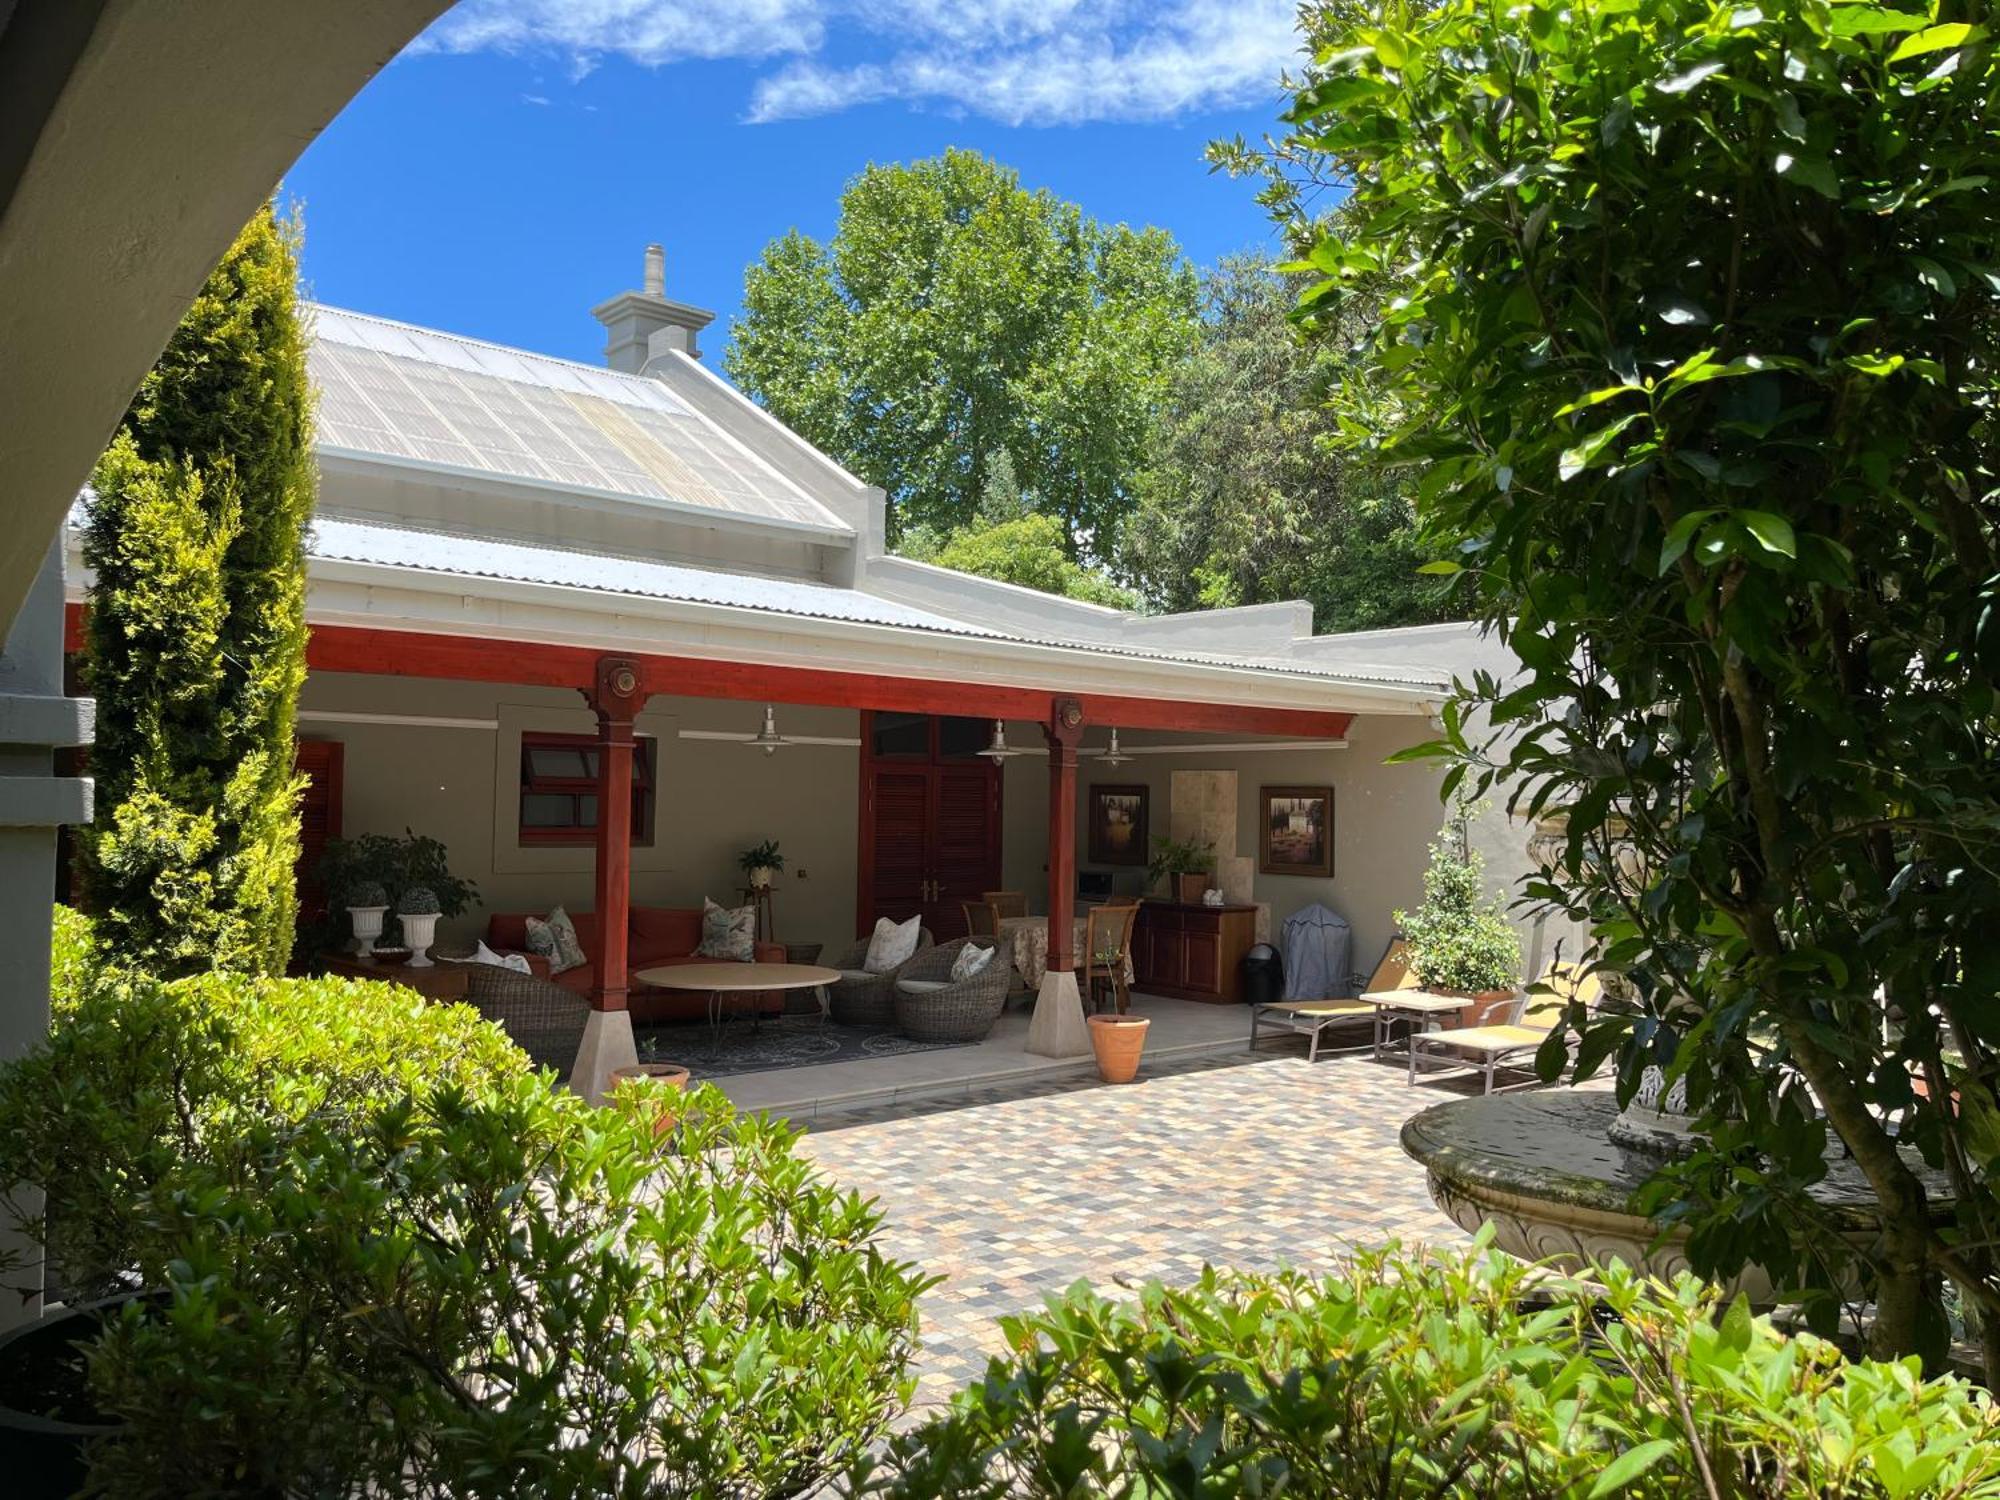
[{"xmin": 1280, "ymin": 903, "xmax": 1353, "ymax": 1000}]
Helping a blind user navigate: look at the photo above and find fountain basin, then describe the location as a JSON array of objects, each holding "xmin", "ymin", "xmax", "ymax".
[{"xmin": 1401, "ymin": 1091, "xmax": 1948, "ymax": 1304}]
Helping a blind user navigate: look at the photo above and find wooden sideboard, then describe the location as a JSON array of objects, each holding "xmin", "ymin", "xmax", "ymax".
[{"xmin": 1131, "ymin": 900, "xmax": 1258, "ymax": 1004}]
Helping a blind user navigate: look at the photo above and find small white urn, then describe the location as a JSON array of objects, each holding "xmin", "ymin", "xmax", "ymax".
[
  {"xmin": 399, "ymin": 912, "xmax": 440, "ymax": 968},
  {"xmin": 348, "ymin": 905, "xmax": 388, "ymax": 958}
]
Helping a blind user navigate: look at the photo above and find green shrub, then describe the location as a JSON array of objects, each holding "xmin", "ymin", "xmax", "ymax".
[
  {"xmin": 0, "ymin": 952, "xmax": 926, "ymax": 1496},
  {"xmin": 861, "ymin": 1241, "xmax": 2000, "ymax": 1498},
  {"xmin": 1395, "ymin": 798, "xmax": 1521, "ymax": 993},
  {"xmin": 80, "ymin": 202, "xmax": 314, "ymax": 979}
]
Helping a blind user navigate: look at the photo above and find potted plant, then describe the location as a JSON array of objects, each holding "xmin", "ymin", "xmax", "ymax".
[
  {"xmin": 1147, "ymin": 835, "xmax": 1215, "ymax": 905},
  {"xmin": 307, "ymin": 831, "xmax": 480, "ymax": 966},
  {"xmin": 1087, "ymin": 1013, "xmax": 1150, "ymax": 1084},
  {"xmin": 1394, "ymin": 800, "xmax": 1522, "ymax": 1025},
  {"xmin": 345, "ymin": 880, "xmax": 389, "ymax": 957},
  {"xmin": 737, "ymin": 839, "xmax": 784, "ymax": 890},
  {"xmin": 607, "ymin": 1062, "xmax": 692, "ymax": 1135},
  {"xmin": 396, "ymin": 886, "xmax": 442, "ymax": 968}
]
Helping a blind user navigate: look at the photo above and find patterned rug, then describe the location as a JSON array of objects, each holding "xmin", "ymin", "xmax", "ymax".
[{"xmin": 634, "ymin": 1015, "xmax": 972, "ymax": 1082}]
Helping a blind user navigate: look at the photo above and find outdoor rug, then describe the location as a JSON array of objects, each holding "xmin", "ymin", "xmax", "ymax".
[{"xmin": 634, "ymin": 1015, "xmax": 972, "ymax": 1082}]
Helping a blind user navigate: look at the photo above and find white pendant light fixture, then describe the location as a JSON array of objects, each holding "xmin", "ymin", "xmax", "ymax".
[
  {"xmin": 1098, "ymin": 727, "xmax": 1132, "ymax": 766},
  {"xmin": 746, "ymin": 703, "xmax": 788, "ymax": 755},
  {"xmin": 977, "ymin": 719, "xmax": 1022, "ymax": 762}
]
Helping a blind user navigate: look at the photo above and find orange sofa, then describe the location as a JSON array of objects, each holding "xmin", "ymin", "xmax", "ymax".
[{"xmin": 486, "ymin": 906, "xmax": 784, "ymax": 1024}]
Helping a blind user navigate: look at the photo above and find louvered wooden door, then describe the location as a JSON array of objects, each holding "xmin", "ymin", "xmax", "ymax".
[
  {"xmin": 294, "ymin": 739, "xmax": 345, "ymax": 924},
  {"xmin": 857, "ymin": 714, "xmax": 1003, "ymax": 940}
]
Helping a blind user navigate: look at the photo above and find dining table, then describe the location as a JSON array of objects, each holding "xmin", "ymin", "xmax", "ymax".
[{"xmin": 997, "ymin": 914, "xmax": 1137, "ymax": 992}]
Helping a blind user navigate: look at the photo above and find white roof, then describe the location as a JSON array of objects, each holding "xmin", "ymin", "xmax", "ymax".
[
  {"xmin": 305, "ymin": 518, "xmax": 1447, "ymax": 694},
  {"xmin": 307, "ymin": 305, "xmax": 848, "ymax": 535}
]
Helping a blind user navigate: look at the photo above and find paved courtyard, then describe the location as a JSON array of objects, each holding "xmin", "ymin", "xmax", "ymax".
[{"xmin": 797, "ymin": 1042, "xmax": 1479, "ymax": 1414}]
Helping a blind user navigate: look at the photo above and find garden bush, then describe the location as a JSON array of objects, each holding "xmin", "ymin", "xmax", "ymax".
[
  {"xmin": 860, "ymin": 1240, "xmax": 2000, "ymax": 1498},
  {"xmin": 0, "ymin": 913, "xmax": 927, "ymax": 1496}
]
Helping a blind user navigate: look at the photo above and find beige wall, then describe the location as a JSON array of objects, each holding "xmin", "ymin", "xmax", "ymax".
[
  {"xmin": 305, "ymin": 679, "xmax": 1558, "ymax": 985},
  {"xmin": 301, "ymin": 672, "xmax": 863, "ymax": 956}
]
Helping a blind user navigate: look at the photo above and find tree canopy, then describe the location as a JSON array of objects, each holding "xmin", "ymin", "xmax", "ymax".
[
  {"xmin": 725, "ymin": 149, "xmax": 1200, "ymax": 562},
  {"xmin": 1124, "ymin": 252, "xmax": 1451, "ymax": 632},
  {"xmin": 1291, "ymin": 0, "xmax": 2000, "ymax": 1370},
  {"xmin": 81, "ymin": 203, "xmax": 313, "ymax": 977}
]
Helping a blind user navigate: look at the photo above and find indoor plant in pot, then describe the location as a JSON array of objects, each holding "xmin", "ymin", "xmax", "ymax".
[
  {"xmin": 737, "ymin": 839, "xmax": 785, "ymax": 890},
  {"xmin": 396, "ymin": 886, "xmax": 442, "ymax": 967},
  {"xmin": 1148, "ymin": 835, "xmax": 1215, "ymax": 905},
  {"xmin": 345, "ymin": 881, "xmax": 389, "ymax": 957},
  {"xmin": 1393, "ymin": 800, "xmax": 1521, "ymax": 1024}
]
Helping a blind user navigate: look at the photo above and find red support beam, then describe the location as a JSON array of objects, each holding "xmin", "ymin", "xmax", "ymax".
[
  {"xmin": 584, "ymin": 656, "xmax": 646, "ymax": 1013},
  {"xmin": 296, "ymin": 622, "xmax": 1357, "ymax": 740},
  {"xmin": 1043, "ymin": 697, "xmax": 1085, "ymax": 977}
]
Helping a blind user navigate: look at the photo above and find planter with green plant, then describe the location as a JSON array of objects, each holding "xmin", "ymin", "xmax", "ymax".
[
  {"xmin": 737, "ymin": 839, "xmax": 785, "ymax": 890},
  {"xmin": 343, "ymin": 880, "xmax": 389, "ymax": 958},
  {"xmin": 395, "ymin": 886, "xmax": 442, "ymax": 968},
  {"xmin": 306, "ymin": 830, "xmax": 479, "ymax": 964},
  {"xmin": 1147, "ymin": 835, "xmax": 1215, "ymax": 905},
  {"xmin": 1394, "ymin": 800, "xmax": 1521, "ymax": 1025}
]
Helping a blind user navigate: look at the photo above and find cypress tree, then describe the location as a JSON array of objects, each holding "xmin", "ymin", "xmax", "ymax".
[{"xmin": 81, "ymin": 203, "xmax": 314, "ymax": 977}]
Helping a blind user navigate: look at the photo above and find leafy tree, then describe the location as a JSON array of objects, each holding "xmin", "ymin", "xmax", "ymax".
[
  {"xmin": 1290, "ymin": 0, "xmax": 2000, "ymax": 1369},
  {"xmin": 900, "ymin": 511, "xmax": 1138, "ymax": 610},
  {"xmin": 1126, "ymin": 252, "xmax": 1452, "ymax": 631},
  {"xmin": 726, "ymin": 149, "xmax": 1200, "ymax": 561},
  {"xmin": 81, "ymin": 203, "xmax": 314, "ymax": 978}
]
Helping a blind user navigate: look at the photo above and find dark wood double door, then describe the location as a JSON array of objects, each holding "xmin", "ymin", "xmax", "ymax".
[{"xmin": 858, "ymin": 713, "xmax": 1003, "ymax": 941}]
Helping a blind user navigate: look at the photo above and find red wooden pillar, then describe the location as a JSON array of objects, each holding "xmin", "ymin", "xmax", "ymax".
[
  {"xmin": 1043, "ymin": 697, "xmax": 1086, "ymax": 976},
  {"xmin": 585, "ymin": 655, "xmax": 646, "ymax": 1013}
]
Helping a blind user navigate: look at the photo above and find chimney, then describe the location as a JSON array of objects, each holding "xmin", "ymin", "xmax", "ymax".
[{"xmin": 591, "ymin": 243, "xmax": 716, "ymax": 372}]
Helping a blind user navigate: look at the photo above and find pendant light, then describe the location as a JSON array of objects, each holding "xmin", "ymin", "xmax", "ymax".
[
  {"xmin": 977, "ymin": 719, "xmax": 1022, "ymax": 762},
  {"xmin": 746, "ymin": 703, "xmax": 788, "ymax": 755},
  {"xmin": 1098, "ymin": 727, "xmax": 1132, "ymax": 766}
]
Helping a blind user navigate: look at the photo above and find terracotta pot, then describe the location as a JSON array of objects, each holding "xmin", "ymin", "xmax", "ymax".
[
  {"xmin": 607, "ymin": 1062, "xmax": 691, "ymax": 1134},
  {"xmin": 1426, "ymin": 987, "xmax": 1517, "ymax": 1027},
  {"xmin": 1088, "ymin": 1014, "xmax": 1151, "ymax": 1084},
  {"xmin": 1174, "ymin": 873, "xmax": 1211, "ymax": 905}
]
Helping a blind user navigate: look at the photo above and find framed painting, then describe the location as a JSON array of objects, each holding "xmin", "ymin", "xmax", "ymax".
[
  {"xmin": 1259, "ymin": 785, "xmax": 1334, "ymax": 877},
  {"xmin": 1087, "ymin": 784, "xmax": 1149, "ymax": 866}
]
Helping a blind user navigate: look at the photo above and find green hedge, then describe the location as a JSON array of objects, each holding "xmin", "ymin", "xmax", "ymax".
[
  {"xmin": 0, "ymin": 911, "xmax": 927, "ymax": 1497},
  {"xmin": 861, "ymin": 1242, "xmax": 2000, "ymax": 1498}
]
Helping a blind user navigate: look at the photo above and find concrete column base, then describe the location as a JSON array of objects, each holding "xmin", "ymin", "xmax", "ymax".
[
  {"xmin": 569, "ymin": 1008, "xmax": 638, "ymax": 1104},
  {"xmin": 1026, "ymin": 968, "xmax": 1091, "ymax": 1058}
]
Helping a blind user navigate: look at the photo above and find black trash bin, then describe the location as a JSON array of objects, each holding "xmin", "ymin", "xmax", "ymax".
[{"xmin": 1240, "ymin": 943, "xmax": 1284, "ymax": 1007}]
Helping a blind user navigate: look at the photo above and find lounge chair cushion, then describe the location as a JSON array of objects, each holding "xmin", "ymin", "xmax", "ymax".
[
  {"xmin": 1429, "ymin": 1023, "xmax": 1548, "ymax": 1053},
  {"xmin": 1261, "ymin": 999, "xmax": 1372, "ymax": 1019},
  {"xmin": 896, "ymin": 979, "xmax": 949, "ymax": 995}
]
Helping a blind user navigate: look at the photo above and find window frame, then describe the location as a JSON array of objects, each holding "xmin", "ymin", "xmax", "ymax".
[{"xmin": 518, "ymin": 730, "xmax": 656, "ymax": 847}]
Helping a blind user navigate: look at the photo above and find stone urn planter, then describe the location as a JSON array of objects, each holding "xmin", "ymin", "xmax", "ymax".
[
  {"xmin": 1088, "ymin": 1014, "xmax": 1150, "ymax": 1084},
  {"xmin": 608, "ymin": 1062, "xmax": 692, "ymax": 1134},
  {"xmin": 0, "ymin": 1290, "xmax": 156, "ymax": 1498},
  {"xmin": 346, "ymin": 903, "xmax": 388, "ymax": 958}
]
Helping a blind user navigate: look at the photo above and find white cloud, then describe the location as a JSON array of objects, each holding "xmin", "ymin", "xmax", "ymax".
[{"xmin": 414, "ymin": 0, "xmax": 1303, "ymax": 125}]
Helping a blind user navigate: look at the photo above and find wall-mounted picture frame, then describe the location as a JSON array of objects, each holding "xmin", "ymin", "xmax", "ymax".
[
  {"xmin": 1087, "ymin": 784, "xmax": 1149, "ymax": 866},
  {"xmin": 1259, "ymin": 784, "xmax": 1334, "ymax": 877}
]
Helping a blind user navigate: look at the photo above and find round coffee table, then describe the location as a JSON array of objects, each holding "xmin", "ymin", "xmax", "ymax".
[{"xmin": 634, "ymin": 961, "xmax": 843, "ymax": 1041}]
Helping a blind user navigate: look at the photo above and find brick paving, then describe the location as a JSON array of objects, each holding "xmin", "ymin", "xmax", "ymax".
[{"xmin": 796, "ymin": 1042, "xmax": 1480, "ymax": 1414}]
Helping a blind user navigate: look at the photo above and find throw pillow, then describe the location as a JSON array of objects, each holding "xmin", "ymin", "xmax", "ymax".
[
  {"xmin": 862, "ymin": 914, "xmax": 922, "ymax": 974},
  {"xmin": 695, "ymin": 897, "xmax": 757, "ymax": 962},
  {"xmin": 950, "ymin": 942, "xmax": 994, "ymax": 981},
  {"xmin": 528, "ymin": 907, "xmax": 587, "ymax": 976}
]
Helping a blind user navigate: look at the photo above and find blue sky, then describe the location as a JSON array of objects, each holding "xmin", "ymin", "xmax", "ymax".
[{"xmin": 283, "ymin": 0, "xmax": 1307, "ymax": 374}]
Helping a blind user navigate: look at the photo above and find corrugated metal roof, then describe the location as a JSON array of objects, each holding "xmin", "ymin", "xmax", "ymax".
[
  {"xmin": 307, "ymin": 519, "xmax": 1447, "ymax": 692},
  {"xmin": 308, "ymin": 305, "xmax": 849, "ymax": 534}
]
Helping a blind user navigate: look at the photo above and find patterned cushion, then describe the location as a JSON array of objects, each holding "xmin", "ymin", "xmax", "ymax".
[
  {"xmin": 951, "ymin": 943, "xmax": 995, "ymax": 981},
  {"xmin": 862, "ymin": 914, "xmax": 922, "ymax": 974},
  {"xmin": 527, "ymin": 906, "xmax": 588, "ymax": 976},
  {"xmin": 694, "ymin": 897, "xmax": 757, "ymax": 962}
]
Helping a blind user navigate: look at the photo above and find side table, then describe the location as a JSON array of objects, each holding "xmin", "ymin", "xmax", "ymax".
[
  {"xmin": 737, "ymin": 884, "xmax": 777, "ymax": 942},
  {"xmin": 320, "ymin": 951, "xmax": 471, "ymax": 1002}
]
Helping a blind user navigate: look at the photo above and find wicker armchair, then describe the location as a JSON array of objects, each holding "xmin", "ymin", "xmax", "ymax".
[
  {"xmin": 459, "ymin": 963, "xmax": 590, "ymax": 1077},
  {"xmin": 826, "ymin": 926, "xmax": 936, "ymax": 1027},
  {"xmin": 892, "ymin": 938, "xmax": 1010, "ymax": 1043}
]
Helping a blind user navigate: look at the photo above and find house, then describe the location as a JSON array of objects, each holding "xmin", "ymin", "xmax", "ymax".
[{"xmin": 64, "ymin": 248, "xmax": 1543, "ymax": 1090}]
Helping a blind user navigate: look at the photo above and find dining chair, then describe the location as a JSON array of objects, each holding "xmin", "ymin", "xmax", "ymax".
[
  {"xmin": 983, "ymin": 889, "xmax": 1029, "ymax": 919},
  {"xmin": 961, "ymin": 900, "xmax": 1002, "ymax": 939},
  {"xmin": 1076, "ymin": 899, "xmax": 1141, "ymax": 1015}
]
